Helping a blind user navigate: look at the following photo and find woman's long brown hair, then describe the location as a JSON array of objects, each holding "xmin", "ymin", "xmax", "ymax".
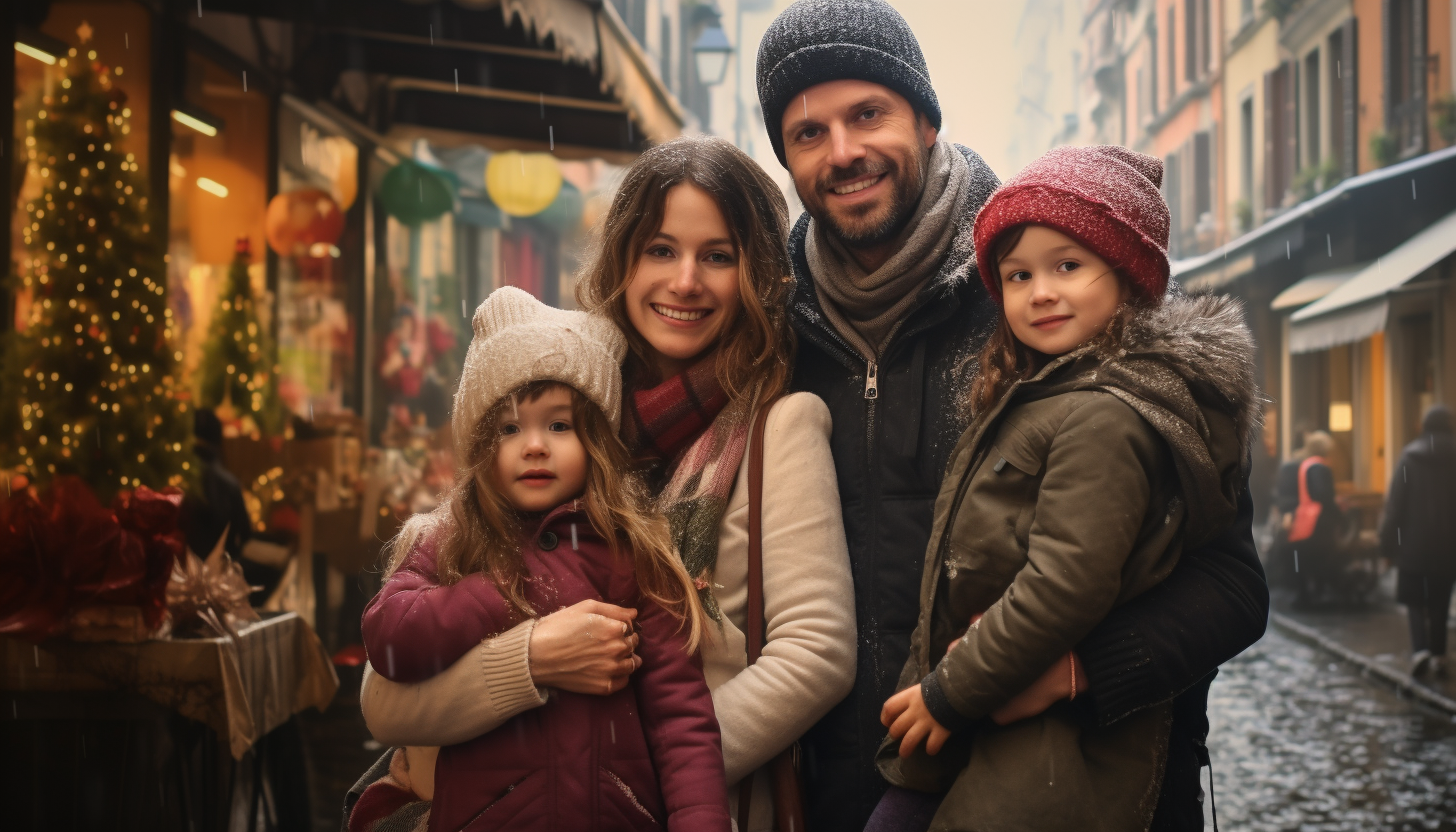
[
  {"xmin": 576, "ymin": 135, "xmax": 794, "ymax": 404},
  {"xmin": 963, "ymin": 224, "xmax": 1154, "ymax": 419},
  {"xmin": 385, "ymin": 381, "xmax": 708, "ymax": 652}
]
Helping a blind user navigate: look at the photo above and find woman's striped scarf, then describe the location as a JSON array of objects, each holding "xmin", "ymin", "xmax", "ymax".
[{"xmin": 623, "ymin": 358, "xmax": 752, "ymax": 622}]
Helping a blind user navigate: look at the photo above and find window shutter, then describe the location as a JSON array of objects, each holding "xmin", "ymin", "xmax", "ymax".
[
  {"xmin": 1343, "ymin": 17, "xmax": 1358, "ymax": 177},
  {"xmin": 1413, "ymin": 0, "xmax": 1427, "ymax": 150},
  {"xmin": 1285, "ymin": 60, "xmax": 1298, "ymax": 197},
  {"xmin": 1194, "ymin": 131, "xmax": 1213, "ymax": 218},
  {"xmin": 1264, "ymin": 70, "xmax": 1277, "ymax": 211},
  {"xmin": 1382, "ymin": 0, "xmax": 1392, "ymax": 131}
]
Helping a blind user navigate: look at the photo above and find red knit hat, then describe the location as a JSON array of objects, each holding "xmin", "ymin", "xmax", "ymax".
[{"xmin": 973, "ymin": 145, "xmax": 1170, "ymax": 303}]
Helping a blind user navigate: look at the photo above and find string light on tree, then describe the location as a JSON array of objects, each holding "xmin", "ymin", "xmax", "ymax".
[
  {"xmin": 198, "ymin": 238, "xmax": 280, "ymax": 437},
  {"xmin": 0, "ymin": 22, "xmax": 190, "ymax": 499}
]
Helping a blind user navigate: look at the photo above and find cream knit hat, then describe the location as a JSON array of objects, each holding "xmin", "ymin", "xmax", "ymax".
[{"xmin": 452, "ymin": 286, "xmax": 627, "ymax": 459}]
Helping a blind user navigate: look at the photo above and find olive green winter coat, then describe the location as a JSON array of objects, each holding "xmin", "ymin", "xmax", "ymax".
[{"xmin": 878, "ymin": 294, "xmax": 1260, "ymax": 832}]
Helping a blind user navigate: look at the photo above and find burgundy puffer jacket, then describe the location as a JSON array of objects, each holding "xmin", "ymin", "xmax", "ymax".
[{"xmin": 362, "ymin": 502, "xmax": 730, "ymax": 832}]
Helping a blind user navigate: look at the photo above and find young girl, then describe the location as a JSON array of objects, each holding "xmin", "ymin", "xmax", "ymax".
[
  {"xmin": 355, "ymin": 286, "xmax": 730, "ymax": 832},
  {"xmin": 874, "ymin": 146, "xmax": 1260, "ymax": 832}
]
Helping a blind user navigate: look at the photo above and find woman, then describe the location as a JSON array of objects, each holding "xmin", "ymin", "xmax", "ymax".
[
  {"xmin": 353, "ymin": 136, "xmax": 856, "ymax": 831},
  {"xmin": 1381, "ymin": 405, "xmax": 1456, "ymax": 678}
]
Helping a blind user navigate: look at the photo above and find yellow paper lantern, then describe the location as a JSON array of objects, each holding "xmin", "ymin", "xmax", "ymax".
[
  {"xmin": 329, "ymin": 137, "xmax": 360, "ymax": 210},
  {"xmin": 485, "ymin": 151, "xmax": 563, "ymax": 217}
]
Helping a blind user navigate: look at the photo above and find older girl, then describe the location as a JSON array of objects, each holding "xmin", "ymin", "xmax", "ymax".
[{"xmin": 355, "ymin": 136, "xmax": 856, "ymax": 832}]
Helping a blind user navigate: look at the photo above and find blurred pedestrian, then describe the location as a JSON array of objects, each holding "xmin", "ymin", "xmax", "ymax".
[
  {"xmin": 181, "ymin": 408, "xmax": 251, "ymax": 560},
  {"xmin": 1380, "ymin": 405, "xmax": 1456, "ymax": 678},
  {"xmin": 1266, "ymin": 422, "xmax": 1314, "ymax": 588},
  {"xmin": 1285, "ymin": 431, "xmax": 1344, "ymax": 603}
]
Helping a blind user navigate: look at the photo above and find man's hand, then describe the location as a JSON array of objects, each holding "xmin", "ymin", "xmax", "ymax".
[
  {"xmin": 989, "ymin": 652, "xmax": 1087, "ymax": 725},
  {"xmin": 528, "ymin": 600, "xmax": 641, "ymax": 695},
  {"xmin": 881, "ymin": 685, "xmax": 952, "ymax": 758}
]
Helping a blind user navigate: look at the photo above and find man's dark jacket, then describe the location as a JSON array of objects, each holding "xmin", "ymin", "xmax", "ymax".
[{"xmin": 786, "ymin": 144, "xmax": 1269, "ymax": 831}]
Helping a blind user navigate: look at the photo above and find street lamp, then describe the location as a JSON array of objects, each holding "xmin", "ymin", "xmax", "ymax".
[{"xmin": 692, "ymin": 24, "xmax": 733, "ymax": 87}]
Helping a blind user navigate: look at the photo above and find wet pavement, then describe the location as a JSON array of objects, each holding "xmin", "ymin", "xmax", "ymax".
[
  {"xmin": 1205, "ymin": 628, "xmax": 1456, "ymax": 831},
  {"xmin": 1270, "ymin": 572, "xmax": 1456, "ymax": 706},
  {"xmin": 300, "ymin": 631, "xmax": 1456, "ymax": 832},
  {"xmin": 298, "ymin": 666, "xmax": 379, "ymax": 832}
]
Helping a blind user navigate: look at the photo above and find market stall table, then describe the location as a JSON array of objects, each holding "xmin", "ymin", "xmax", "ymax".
[{"xmin": 1, "ymin": 611, "xmax": 338, "ymax": 831}]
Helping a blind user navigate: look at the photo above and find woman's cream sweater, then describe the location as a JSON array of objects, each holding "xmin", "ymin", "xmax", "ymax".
[{"xmin": 359, "ymin": 393, "xmax": 856, "ymax": 826}]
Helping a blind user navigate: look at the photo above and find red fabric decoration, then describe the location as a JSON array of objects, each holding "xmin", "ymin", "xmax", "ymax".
[
  {"xmin": 0, "ymin": 477, "xmax": 185, "ymax": 640},
  {"xmin": 264, "ymin": 188, "xmax": 345, "ymax": 258}
]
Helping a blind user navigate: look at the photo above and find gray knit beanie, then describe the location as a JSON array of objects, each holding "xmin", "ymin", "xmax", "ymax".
[
  {"xmin": 756, "ymin": 0, "xmax": 941, "ymax": 166},
  {"xmin": 452, "ymin": 287, "xmax": 627, "ymax": 459}
]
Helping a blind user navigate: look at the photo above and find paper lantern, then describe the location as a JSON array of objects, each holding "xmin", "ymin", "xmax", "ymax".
[
  {"xmin": 331, "ymin": 143, "xmax": 359, "ymax": 211},
  {"xmin": 532, "ymin": 180, "xmax": 584, "ymax": 232},
  {"xmin": 264, "ymin": 189, "xmax": 344, "ymax": 258},
  {"xmin": 485, "ymin": 152, "xmax": 562, "ymax": 217},
  {"xmin": 379, "ymin": 159, "xmax": 455, "ymax": 226}
]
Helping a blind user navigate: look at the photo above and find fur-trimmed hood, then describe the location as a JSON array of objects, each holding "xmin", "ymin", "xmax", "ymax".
[
  {"xmin": 1094, "ymin": 292, "xmax": 1263, "ymax": 456},
  {"xmin": 1032, "ymin": 292, "xmax": 1263, "ymax": 546}
]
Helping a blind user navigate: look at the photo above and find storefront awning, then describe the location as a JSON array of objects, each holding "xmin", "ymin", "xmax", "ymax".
[
  {"xmin": 1289, "ymin": 208, "xmax": 1456, "ymax": 353},
  {"xmin": 1270, "ymin": 263, "xmax": 1368, "ymax": 311},
  {"xmin": 468, "ymin": 0, "xmax": 685, "ymax": 145},
  {"xmin": 200, "ymin": 0, "xmax": 683, "ymax": 155}
]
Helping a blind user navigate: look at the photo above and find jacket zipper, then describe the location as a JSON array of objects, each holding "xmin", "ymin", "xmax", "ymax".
[{"xmin": 864, "ymin": 360, "xmax": 879, "ymax": 399}]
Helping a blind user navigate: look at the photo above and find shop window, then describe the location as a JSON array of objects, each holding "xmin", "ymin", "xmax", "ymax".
[
  {"xmin": 274, "ymin": 101, "xmax": 362, "ymax": 424},
  {"xmin": 12, "ymin": 4, "xmax": 155, "ymax": 321},
  {"xmin": 1399, "ymin": 313, "xmax": 1436, "ymax": 445},
  {"xmin": 167, "ymin": 50, "xmax": 272, "ymax": 430}
]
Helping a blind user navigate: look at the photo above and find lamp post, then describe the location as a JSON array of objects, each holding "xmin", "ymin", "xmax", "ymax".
[{"xmin": 692, "ymin": 22, "xmax": 732, "ymax": 87}]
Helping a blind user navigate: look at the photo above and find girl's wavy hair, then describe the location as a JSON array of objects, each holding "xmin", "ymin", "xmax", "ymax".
[
  {"xmin": 962, "ymin": 224, "xmax": 1160, "ymax": 420},
  {"xmin": 576, "ymin": 135, "xmax": 794, "ymax": 403},
  {"xmin": 384, "ymin": 381, "xmax": 708, "ymax": 652}
]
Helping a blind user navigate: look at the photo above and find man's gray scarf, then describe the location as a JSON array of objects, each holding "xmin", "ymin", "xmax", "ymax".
[{"xmin": 807, "ymin": 140, "xmax": 972, "ymax": 360}]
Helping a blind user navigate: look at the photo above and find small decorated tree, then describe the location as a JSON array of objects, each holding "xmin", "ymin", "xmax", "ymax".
[
  {"xmin": 198, "ymin": 238, "xmax": 280, "ymax": 437},
  {"xmin": 0, "ymin": 24, "xmax": 191, "ymax": 500}
]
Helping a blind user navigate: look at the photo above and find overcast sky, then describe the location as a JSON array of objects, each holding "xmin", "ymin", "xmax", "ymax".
[{"xmin": 894, "ymin": 1, "xmax": 1025, "ymax": 178}]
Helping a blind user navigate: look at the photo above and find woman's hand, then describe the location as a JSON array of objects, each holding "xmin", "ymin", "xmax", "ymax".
[
  {"xmin": 528, "ymin": 600, "xmax": 642, "ymax": 695},
  {"xmin": 989, "ymin": 652, "xmax": 1087, "ymax": 725},
  {"xmin": 881, "ymin": 686, "xmax": 952, "ymax": 758}
]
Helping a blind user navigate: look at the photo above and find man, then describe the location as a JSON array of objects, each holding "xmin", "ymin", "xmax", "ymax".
[{"xmin": 755, "ymin": 2, "xmax": 1269, "ymax": 829}]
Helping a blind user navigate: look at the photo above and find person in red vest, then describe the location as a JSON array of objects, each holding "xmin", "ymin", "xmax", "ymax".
[{"xmin": 1284, "ymin": 431, "xmax": 1344, "ymax": 603}]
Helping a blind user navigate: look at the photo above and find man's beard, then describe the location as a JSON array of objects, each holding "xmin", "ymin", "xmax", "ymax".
[{"xmin": 802, "ymin": 148, "xmax": 929, "ymax": 250}]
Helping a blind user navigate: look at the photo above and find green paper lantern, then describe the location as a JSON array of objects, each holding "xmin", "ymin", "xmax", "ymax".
[
  {"xmin": 379, "ymin": 159, "xmax": 455, "ymax": 225},
  {"xmin": 532, "ymin": 181, "xmax": 584, "ymax": 232}
]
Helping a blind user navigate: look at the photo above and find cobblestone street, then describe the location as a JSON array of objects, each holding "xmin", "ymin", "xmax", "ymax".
[{"xmin": 1207, "ymin": 629, "xmax": 1456, "ymax": 831}]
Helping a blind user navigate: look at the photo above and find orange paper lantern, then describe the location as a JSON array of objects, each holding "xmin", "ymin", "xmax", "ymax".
[{"xmin": 264, "ymin": 189, "xmax": 344, "ymax": 257}]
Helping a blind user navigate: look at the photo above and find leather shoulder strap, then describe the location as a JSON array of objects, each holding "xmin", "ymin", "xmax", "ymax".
[{"xmin": 744, "ymin": 398, "xmax": 777, "ymax": 665}]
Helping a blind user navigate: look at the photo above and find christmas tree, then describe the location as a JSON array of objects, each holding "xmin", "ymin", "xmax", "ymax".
[
  {"xmin": 0, "ymin": 24, "xmax": 191, "ymax": 500},
  {"xmin": 198, "ymin": 238, "xmax": 280, "ymax": 437}
]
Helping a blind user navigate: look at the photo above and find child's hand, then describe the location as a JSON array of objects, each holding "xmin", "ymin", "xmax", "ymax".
[{"xmin": 881, "ymin": 685, "xmax": 952, "ymax": 758}]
